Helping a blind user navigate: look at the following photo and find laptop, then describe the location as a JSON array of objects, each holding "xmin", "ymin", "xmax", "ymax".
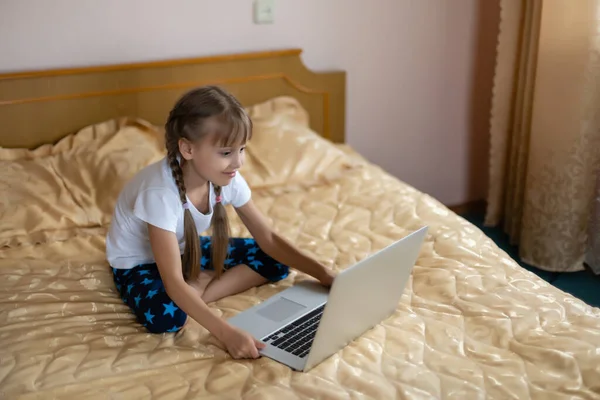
[{"xmin": 228, "ymin": 226, "xmax": 428, "ymax": 372}]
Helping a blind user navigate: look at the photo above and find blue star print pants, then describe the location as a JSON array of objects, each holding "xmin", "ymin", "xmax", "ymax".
[{"xmin": 112, "ymin": 237, "xmax": 290, "ymax": 334}]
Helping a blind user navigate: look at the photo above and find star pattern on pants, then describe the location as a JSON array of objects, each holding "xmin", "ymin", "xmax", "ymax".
[
  {"xmin": 144, "ymin": 309, "xmax": 155, "ymax": 324},
  {"xmin": 163, "ymin": 301, "xmax": 179, "ymax": 317},
  {"xmin": 201, "ymin": 256, "xmax": 209, "ymax": 267}
]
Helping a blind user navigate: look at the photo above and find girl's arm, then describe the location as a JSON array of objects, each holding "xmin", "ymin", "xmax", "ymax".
[
  {"xmin": 235, "ymin": 200, "xmax": 337, "ymax": 286},
  {"xmin": 147, "ymin": 224, "xmax": 264, "ymax": 359}
]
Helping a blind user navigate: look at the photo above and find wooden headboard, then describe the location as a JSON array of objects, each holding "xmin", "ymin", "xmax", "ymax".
[{"xmin": 0, "ymin": 49, "xmax": 345, "ymax": 149}]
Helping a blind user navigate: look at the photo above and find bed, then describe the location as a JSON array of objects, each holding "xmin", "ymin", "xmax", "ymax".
[{"xmin": 1, "ymin": 49, "xmax": 599, "ymax": 400}]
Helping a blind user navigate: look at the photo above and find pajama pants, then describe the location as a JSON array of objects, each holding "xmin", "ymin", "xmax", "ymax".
[{"xmin": 112, "ymin": 237, "xmax": 290, "ymax": 334}]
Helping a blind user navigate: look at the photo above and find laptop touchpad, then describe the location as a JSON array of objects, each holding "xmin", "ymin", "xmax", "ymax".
[{"xmin": 257, "ymin": 297, "xmax": 306, "ymax": 322}]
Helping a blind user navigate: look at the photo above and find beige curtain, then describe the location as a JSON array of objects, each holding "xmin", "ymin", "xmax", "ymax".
[
  {"xmin": 485, "ymin": 0, "xmax": 600, "ymax": 272},
  {"xmin": 587, "ymin": 175, "xmax": 600, "ymax": 273}
]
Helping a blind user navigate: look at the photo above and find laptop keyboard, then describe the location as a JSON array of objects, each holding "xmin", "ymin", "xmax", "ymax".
[{"xmin": 262, "ymin": 304, "xmax": 325, "ymax": 358}]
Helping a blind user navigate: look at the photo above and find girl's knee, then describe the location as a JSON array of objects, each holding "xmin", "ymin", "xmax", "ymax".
[
  {"xmin": 143, "ymin": 312, "xmax": 187, "ymax": 334},
  {"xmin": 251, "ymin": 261, "xmax": 289, "ymax": 283},
  {"xmin": 133, "ymin": 291, "xmax": 188, "ymax": 334},
  {"xmin": 270, "ymin": 264, "xmax": 290, "ymax": 282}
]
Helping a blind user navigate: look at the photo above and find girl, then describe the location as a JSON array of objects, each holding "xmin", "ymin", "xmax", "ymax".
[{"xmin": 106, "ymin": 86, "xmax": 336, "ymax": 360}]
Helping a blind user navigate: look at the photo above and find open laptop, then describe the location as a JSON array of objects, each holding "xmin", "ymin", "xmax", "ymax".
[{"xmin": 228, "ymin": 226, "xmax": 428, "ymax": 371}]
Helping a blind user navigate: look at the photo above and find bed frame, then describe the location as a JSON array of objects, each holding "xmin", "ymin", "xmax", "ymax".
[{"xmin": 0, "ymin": 49, "xmax": 345, "ymax": 149}]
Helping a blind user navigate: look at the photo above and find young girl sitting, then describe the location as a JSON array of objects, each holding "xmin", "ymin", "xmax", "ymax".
[{"xmin": 106, "ymin": 86, "xmax": 336, "ymax": 360}]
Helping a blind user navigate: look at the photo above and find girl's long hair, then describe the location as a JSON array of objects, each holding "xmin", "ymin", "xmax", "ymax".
[{"xmin": 164, "ymin": 86, "xmax": 252, "ymax": 280}]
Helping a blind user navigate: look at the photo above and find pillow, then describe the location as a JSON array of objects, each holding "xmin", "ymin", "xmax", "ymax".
[
  {"xmin": 0, "ymin": 118, "xmax": 140, "ymax": 161},
  {"xmin": 241, "ymin": 96, "xmax": 362, "ymax": 188},
  {"xmin": 0, "ymin": 117, "xmax": 165, "ymax": 247},
  {"xmin": 0, "ymin": 96, "xmax": 358, "ymax": 247}
]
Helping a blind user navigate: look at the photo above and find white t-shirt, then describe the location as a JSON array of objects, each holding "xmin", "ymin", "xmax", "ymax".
[{"xmin": 106, "ymin": 157, "xmax": 251, "ymax": 269}]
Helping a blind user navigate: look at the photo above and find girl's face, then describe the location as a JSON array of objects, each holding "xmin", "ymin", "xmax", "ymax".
[{"xmin": 179, "ymin": 117, "xmax": 247, "ymax": 187}]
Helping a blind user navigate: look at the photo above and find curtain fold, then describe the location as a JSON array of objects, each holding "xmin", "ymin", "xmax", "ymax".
[
  {"xmin": 486, "ymin": 0, "xmax": 600, "ymax": 272},
  {"xmin": 587, "ymin": 176, "xmax": 600, "ymax": 274}
]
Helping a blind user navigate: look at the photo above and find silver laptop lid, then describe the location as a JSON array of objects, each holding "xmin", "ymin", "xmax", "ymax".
[{"xmin": 303, "ymin": 226, "xmax": 428, "ymax": 371}]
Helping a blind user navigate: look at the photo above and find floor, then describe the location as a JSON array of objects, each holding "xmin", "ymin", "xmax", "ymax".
[{"xmin": 461, "ymin": 211, "xmax": 600, "ymax": 309}]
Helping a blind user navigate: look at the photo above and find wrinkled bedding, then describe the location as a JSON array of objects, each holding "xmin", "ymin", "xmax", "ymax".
[{"xmin": 1, "ymin": 100, "xmax": 600, "ymax": 399}]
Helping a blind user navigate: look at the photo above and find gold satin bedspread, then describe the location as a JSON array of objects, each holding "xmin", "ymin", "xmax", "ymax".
[{"xmin": 1, "ymin": 99, "xmax": 600, "ymax": 399}]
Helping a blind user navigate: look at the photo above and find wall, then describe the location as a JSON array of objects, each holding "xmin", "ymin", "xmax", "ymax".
[{"xmin": 0, "ymin": 0, "xmax": 499, "ymax": 206}]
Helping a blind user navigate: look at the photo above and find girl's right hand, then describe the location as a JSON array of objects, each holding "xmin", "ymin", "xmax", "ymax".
[{"xmin": 220, "ymin": 326, "xmax": 266, "ymax": 359}]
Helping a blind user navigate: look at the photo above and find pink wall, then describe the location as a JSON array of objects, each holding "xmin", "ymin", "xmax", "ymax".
[{"xmin": 0, "ymin": 0, "xmax": 499, "ymax": 206}]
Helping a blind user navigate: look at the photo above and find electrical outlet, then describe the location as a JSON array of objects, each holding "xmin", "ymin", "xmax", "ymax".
[{"xmin": 254, "ymin": 0, "xmax": 274, "ymax": 24}]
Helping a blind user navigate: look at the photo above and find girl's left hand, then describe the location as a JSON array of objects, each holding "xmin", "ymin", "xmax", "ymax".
[{"xmin": 318, "ymin": 269, "xmax": 337, "ymax": 287}]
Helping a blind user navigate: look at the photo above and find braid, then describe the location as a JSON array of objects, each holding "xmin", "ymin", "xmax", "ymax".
[
  {"xmin": 167, "ymin": 152, "xmax": 187, "ymax": 203},
  {"xmin": 166, "ymin": 150, "xmax": 201, "ymax": 280},
  {"xmin": 211, "ymin": 185, "xmax": 231, "ymax": 278}
]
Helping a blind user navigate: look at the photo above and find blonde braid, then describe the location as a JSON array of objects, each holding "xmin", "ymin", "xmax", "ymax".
[
  {"xmin": 166, "ymin": 150, "xmax": 201, "ymax": 280},
  {"xmin": 210, "ymin": 185, "xmax": 231, "ymax": 278}
]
